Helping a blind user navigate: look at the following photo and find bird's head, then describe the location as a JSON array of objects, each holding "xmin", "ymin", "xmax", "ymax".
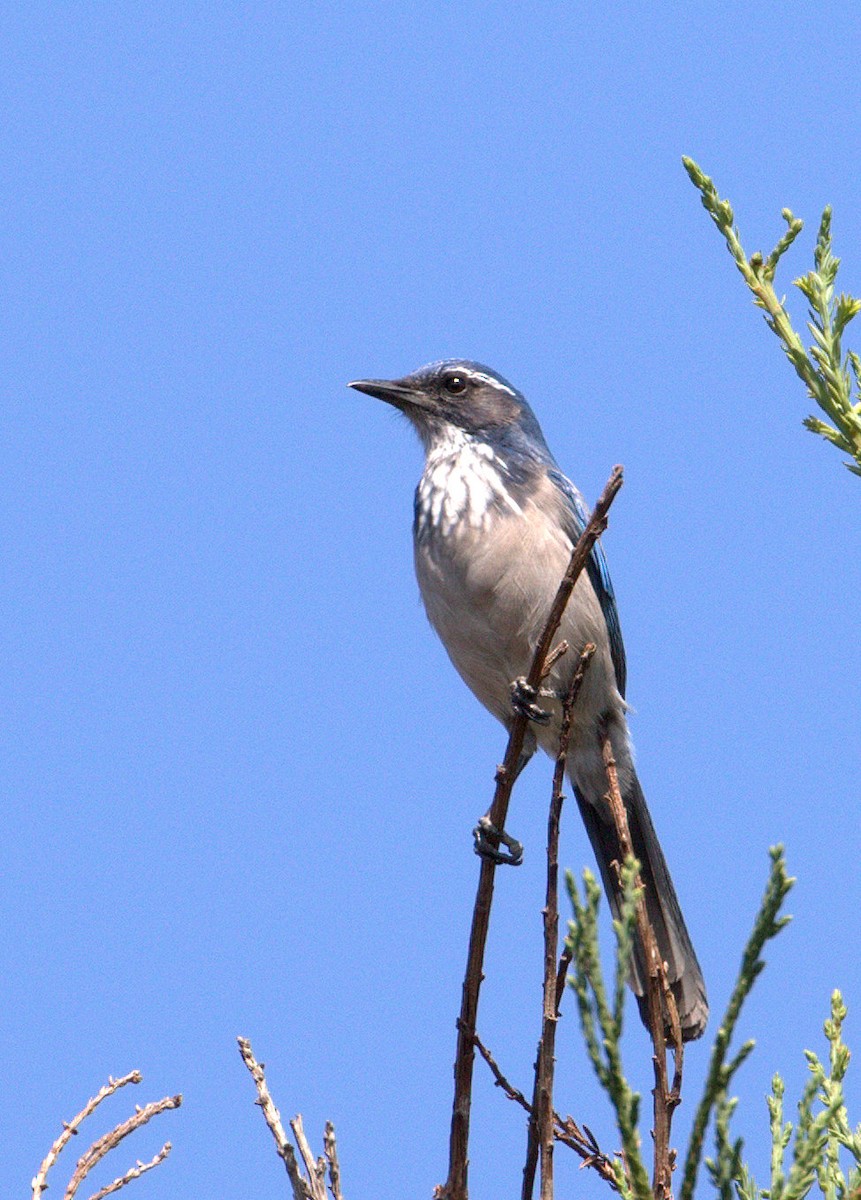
[{"xmin": 349, "ymin": 360, "xmax": 552, "ymax": 460}]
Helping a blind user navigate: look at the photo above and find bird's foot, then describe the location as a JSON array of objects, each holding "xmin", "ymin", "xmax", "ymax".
[
  {"xmin": 473, "ymin": 815, "xmax": 523, "ymax": 866},
  {"xmin": 510, "ymin": 677, "xmax": 552, "ymax": 724}
]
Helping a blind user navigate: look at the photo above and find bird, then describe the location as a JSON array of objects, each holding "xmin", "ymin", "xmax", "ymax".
[{"xmin": 349, "ymin": 359, "xmax": 708, "ymax": 1041}]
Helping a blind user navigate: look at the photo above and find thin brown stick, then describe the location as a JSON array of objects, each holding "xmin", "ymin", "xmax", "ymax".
[
  {"xmin": 469, "ymin": 1027, "xmax": 619, "ymax": 1191},
  {"xmin": 469, "ymin": 1025, "xmax": 533, "ymax": 1114},
  {"xmin": 554, "ymin": 942, "xmax": 573, "ymax": 1012},
  {"xmin": 523, "ymin": 645, "xmax": 597, "ymax": 1200},
  {"xmin": 554, "ymin": 1117, "xmax": 619, "ymax": 1191},
  {"xmin": 64, "ymin": 1095, "xmax": 181, "ymax": 1200},
  {"xmin": 540, "ymin": 649, "xmax": 597, "ymax": 1199},
  {"xmin": 661, "ymin": 965, "xmax": 684, "ymax": 1131},
  {"xmin": 601, "ymin": 734, "xmax": 681, "ymax": 1200},
  {"xmin": 440, "ymin": 466, "xmax": 624, "ymax": 1200},
  {"xmin": 31, "ymin": 1072, "xmax": 144, "ymax": 1200},
  {"xmin": 85, "ymin": 1144, "xmax": 171, "ymax": 1200}
]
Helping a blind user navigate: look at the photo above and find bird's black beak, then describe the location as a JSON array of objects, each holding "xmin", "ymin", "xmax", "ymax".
[{"xmin": 348, "ymin": 377, "xmax": 422, "ymax": 410}]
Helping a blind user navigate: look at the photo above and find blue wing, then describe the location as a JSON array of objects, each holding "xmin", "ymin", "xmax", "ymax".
[{"xmin": 547, "ymin": 468, "xmax": 627, "ymax": 698}]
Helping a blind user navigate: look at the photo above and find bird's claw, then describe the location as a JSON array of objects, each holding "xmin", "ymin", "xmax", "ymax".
[
  {"xmin": 510, "ymin": 677, "xmax": 552, "ymax": 725},
  {"xmin": 473, "ymin": 815, "xmax": 524, "ymax": 866}
]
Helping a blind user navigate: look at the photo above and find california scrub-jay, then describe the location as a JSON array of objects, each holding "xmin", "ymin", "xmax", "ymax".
[{"xmin": 350, "ymin": 359, "xmax": 708, "ymax": 1041}]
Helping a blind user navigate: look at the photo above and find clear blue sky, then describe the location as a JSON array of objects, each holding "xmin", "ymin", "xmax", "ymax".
[{"xmin": 3, "ymin": 4, "xmax": 860, "ymax": 1198}]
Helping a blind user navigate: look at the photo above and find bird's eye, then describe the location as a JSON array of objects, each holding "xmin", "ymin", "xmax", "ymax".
[{"xmin": 443, "ymin": 374, "xmax": 468, "ymax": 395}]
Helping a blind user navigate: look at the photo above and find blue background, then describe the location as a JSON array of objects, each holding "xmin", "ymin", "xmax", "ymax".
[{"xmin": 3, "ymin": 4, "xmax": 860, "ymax": 1197}]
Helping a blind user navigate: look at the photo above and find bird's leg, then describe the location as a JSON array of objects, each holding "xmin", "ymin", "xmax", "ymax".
[
  {"xmin": 472, "ymin": 735, "xmax": 535, "ymax": 866},
  {"xmin": 509, "ymin": 676, "xmax": 555, "ymax": 724}
]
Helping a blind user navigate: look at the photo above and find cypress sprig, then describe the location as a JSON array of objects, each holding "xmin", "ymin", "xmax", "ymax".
[
  {"xmin": 680, "ymin": 846, "xmax": 795, "ymax": 1200},
  {"xmin": 683, "ymin": 157, "xmax": 861, "ymax": 476},
  {"xmin": 705, "ymin": 1092, "xmax": 744, "ymax": 1200},
  {"xmin": 566, "ymin": 864, "xmax": 651, "ymax": 1200},
  {"xmin": 563, "ymin": 847, "xmax": 861, "ymax": 1200}
]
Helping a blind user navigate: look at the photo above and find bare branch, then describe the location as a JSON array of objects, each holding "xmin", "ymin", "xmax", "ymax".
[
  {"xmin": 470, "ymin": 1025, "xmax": 533, "ymax": 1114},
  {"xmin": 524, "ymin": 645, "xmax": 597, "ymax": 1200},
  {"xmin": 554, "ymin": 1116, "xmax": 621, "ymax": 1191},
  {"xmin": 63, "ymin": 1095, "xmax": 181, "ymax": 1200},
  {"xmin": 238, "ymin": 1036, "xmax": 337, "ymax": 1200},
  {"xmin": 31, "ymin": 1073, "xmax": 177, "ymax": 1200},
  {"xmin": 323, "ymin": 1122, "xmax": 344, "ymax": 1200},
  {"xmin": 601, "ymin": 733, "xmax": 682, "ymax": 1199},
  {"xmin": 85, "ymin": 1144, "xmax": 171, "ymax": 1200},
  {"xmin": 31, "ymin": 1072, "xmax": 144, "ymax": 1200},
  {"xmin": 469, "ymin": 1026, "xmax": 620, "ymax": 1192},
  {"xmin": 440, "ymin": 466, "xmax": 624, "ymax": 1200},
  {"xmin": 238, "ymin": 1037, "xmax": 314, "ymax": 1200},
  {"xmin": 554, "ymin": 942, "xmax": 573, "ymax": 1012},
  {"xmin": 290, "ymin": 1115, "xmax": 328, "ymax": 1200}
]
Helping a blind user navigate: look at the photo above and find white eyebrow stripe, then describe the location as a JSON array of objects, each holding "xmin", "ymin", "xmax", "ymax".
[{"xmin": 464, "ymin": 371, "xmax": 518, "ymax": 396}]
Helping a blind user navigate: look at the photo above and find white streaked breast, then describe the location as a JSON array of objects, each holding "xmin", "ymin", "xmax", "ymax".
[{"xmin": 415, "ymin": 426, "xmax": 523, "ymax": 540}]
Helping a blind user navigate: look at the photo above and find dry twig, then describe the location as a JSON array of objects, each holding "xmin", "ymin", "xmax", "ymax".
[
  {"xmin": 324, "ymin": 1121, "xmax": 344, "ymax": 1200},
  {"xmin": 32, "ymin": 1072, "xmax": 142, "ymax": 1200},
  {"xmin": 601, "ymin": 733, "xmax": 682, "ymax": 1199},
  {"xmin": 85, "ymin": 1145, "xmax": 172, "ymax": 1200},
  {"xmin": 238, "ymin": 1035, "xmax": 342, "ymax": 1200},
  {"xmin": 554, "ymin": 942, "xmax": 573, "ymax": 1012},
  {"xmin": 523, "ymin": 645, "xmax": 597, "ymax": 1200},
  {"xmin": 438, "ymin": 464, "xmax": 624, "ymax": 1200},
  {"xmin": 64, "ymin": 1095, "xmax": 182, "ymax": 1200},
  {"xmin": 554, "ymin": 1116, "xmax": 620, "ymax": 1191},
  {"xmin": 30, "ymin": 1071, "xmax": 179, "ymax": 1200},
  {"xmin": 291, "ymin": 1115, "xmax": 328, "ymax": 1198},
  {"xmin": 238, "ymin": 1036, "xmax": 315, "ymax": 1200},
  {"xmin": 469, "ymin": 1027, "xmax": 619, "ymax": 1190},
  {"xmin": 469, "ymin": 1024, "xmax": 533, "ymax": 1114}
]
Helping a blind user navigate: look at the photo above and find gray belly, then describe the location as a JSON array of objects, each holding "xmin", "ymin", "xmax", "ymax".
[{"xmin": 413, "ymin": 501, "xmax": 624, "ymax": 754}]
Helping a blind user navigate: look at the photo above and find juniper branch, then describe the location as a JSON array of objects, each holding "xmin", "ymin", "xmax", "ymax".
[
  {"xmin": 683, "ymin": 157, "xmax": 861, "ymax": 476},
  {"xmin": 679, "ymin": 845, "xmax": 795, "ymax": 1200},
  {"xmin": 566, "ymin": 863, "xmax": 651, "ymax": 1200}
]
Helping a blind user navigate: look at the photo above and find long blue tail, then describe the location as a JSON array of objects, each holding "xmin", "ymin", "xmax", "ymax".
[{"xmin": 574, "ymin": 770, "xmax": 708, "ymax": 1041}]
